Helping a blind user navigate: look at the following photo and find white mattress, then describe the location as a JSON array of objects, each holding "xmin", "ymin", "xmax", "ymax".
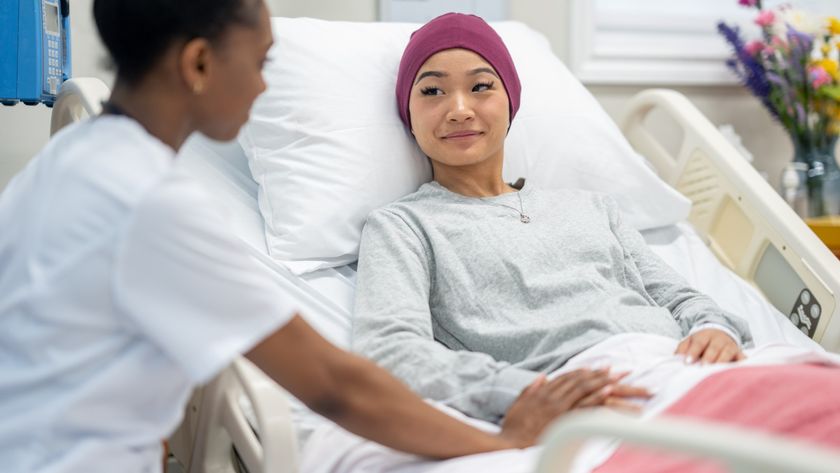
[{"xmin": 177, "ymin": 133, "xmax": 822, "ymax": 471}]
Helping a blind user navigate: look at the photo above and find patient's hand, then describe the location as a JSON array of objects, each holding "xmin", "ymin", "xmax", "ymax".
[
  {"xmin": 675, "ymin": 328, "xmax": 745, "ymax": 364},
  {"xmin": 499, "ymin": 369, "xmax": 650, "ymax": 447}
]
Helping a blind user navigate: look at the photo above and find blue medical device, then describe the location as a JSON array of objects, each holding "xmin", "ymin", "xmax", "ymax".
[{"xmin": 0, "ymin": 0, "xmax": 71, "ymax": 107}]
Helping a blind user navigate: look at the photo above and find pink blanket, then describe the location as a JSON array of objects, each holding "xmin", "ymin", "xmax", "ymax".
[{"xmin": 595, "ymin": 364, "xmax": 840, "ymax": 473}]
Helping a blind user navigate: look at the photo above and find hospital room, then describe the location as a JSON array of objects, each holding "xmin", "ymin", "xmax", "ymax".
[{"xmin": 3, "ymin": 0, "xmax": 840, "ymax": 472}]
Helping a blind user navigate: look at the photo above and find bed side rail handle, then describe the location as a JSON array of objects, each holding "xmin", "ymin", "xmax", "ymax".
[
  {"xmin": 189, "ymin": 358, "xmax": 299, "ymax": 473},
  {"xmin": 621, "ymin": 89, "xmax": 840, "ymax": 352},
  {"xmin": 49, "ymin": 77, "xmax": 110, "ymax": 136}
]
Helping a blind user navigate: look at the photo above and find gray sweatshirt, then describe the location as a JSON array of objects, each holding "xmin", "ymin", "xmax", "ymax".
[{"xmin": 352, "ymin": 181, "xmax": 751, "ymax": 422}]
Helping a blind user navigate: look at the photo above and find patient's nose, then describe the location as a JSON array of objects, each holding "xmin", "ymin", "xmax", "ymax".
[{"xmin": 446, "ymin": 92, "xmax": 475, "ymax": 122}]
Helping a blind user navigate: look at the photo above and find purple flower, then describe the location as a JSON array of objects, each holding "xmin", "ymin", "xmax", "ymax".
[
  {"xmin": 738, "ymin": 0, "xmax": 758, "ymax": 6},
  {"xmin": 717, "ymin": 22, "xmax": 777, "ymax": 119},
  {"xmin": 786, "ymin": 25, "xmax": 813, "ymax": 52},
  {"xmin": 786, "ymin": 26, "xmax": 814, "ymax": 84},
  {"xmin": 765, "ymin": 72, "xmax": 785, "ymax": 86},
  {"xmin": 795, "ymin": 103, "xmax": 807, "ymax": 127}
]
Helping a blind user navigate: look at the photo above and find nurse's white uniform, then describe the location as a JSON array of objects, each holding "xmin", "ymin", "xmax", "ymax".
[{"xmin": 0, "ymin": 116, "xmax": 295, "ymax": 473}]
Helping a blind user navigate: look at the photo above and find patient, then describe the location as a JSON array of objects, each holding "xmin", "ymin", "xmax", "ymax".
[{"xmin": 352, "ymin": 13, "xmax": 753, "ymax": 423}]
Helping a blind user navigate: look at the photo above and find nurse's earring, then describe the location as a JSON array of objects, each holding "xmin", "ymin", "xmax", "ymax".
[{"xmin": 192, "ymin": 81, "xmax": 204, "ymax": 95}]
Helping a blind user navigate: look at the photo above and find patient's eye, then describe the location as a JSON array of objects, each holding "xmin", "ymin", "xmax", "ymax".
[
  {"xmin": 421, "ymin": 86, "xmax": 443, "ymax": 96},
  {"xmin": 473, "ymin": 81, "xmax": 494, "ymax": 92}
]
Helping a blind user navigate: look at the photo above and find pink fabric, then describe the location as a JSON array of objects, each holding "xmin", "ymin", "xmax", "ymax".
[
  {"xmin": 394, "ymin": 12, "xmax": 521, "ymax": 129},
  {"xmin": 595, "ymin": 364, "xmax": 840, "ymax": 473}
]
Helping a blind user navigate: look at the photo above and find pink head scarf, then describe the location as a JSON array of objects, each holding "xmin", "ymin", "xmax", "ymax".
[{"xmin": 395, "ymin": 12, "xmax": 522, "ymax": 130}]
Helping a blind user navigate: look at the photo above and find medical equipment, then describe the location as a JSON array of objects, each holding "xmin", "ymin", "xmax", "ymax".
[
  {"xmin": 50, "ymin": 19, "xmax": 840, "ymax": 473},
  {"xmin": 0, "ymin": 0, "xmax": 71, "ymax": 107}
]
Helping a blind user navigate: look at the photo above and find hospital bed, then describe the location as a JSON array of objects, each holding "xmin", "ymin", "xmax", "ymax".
[{"xmin": 51, "ymin": 18, "xmax": 840, "ymax": 473}]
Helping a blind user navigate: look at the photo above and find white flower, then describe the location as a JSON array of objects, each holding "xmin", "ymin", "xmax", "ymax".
[{"xmin": 772, "ymin": 7, "xmax": 822, "ymax": 36}]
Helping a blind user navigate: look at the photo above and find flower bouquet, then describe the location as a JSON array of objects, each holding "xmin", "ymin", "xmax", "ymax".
[{"xmin": 718, "ymin": 0, "xmax": 840, "ymax": 217}]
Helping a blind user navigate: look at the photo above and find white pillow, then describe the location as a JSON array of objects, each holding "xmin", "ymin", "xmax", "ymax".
[{"xmin": 240, "ymin": 18, "xmax": 690, "ymax": 275}]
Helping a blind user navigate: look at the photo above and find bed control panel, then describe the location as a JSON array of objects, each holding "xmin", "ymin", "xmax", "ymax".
[{"xmin": 789, "ymin": 289, "xmax": 821, "ymax": 338}]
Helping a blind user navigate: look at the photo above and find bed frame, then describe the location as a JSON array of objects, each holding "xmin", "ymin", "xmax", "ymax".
[
  {"xmin": 622, "ymin": 89, "xmax": 840, "ymax": 352},
  {"xmin": 51, "ymin": 79, "xmax": 840, "ymax": 473}
]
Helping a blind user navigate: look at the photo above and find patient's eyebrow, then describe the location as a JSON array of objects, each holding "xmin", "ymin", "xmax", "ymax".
[
  {"xmin": 469, "ymin": 67, "xmax": 499, "ymax": 78},
  {"xmin": 415, "ymin": 70, "xmax": 447, "ymax": 84}
]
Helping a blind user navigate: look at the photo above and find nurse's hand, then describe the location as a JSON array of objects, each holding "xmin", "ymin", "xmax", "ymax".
[
  {"xmin": 499, "ymin": 369, "xmax": 651, "ymax": 448},
  {"xmin": 675, "ymin": 328, "xmax": 745, "ymax": 364}
]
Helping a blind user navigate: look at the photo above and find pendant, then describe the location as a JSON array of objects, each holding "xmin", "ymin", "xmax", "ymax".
[{"xmin": 520, "ymin": 214, "xmax": 531, "ymax": 224}]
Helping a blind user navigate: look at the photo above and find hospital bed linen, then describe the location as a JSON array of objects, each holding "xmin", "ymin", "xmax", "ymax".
[
  {"xmin": 297, "ymin": 336, "xmax": 839, "ymax": 473},
  {"xmin": 596, "ymin": 363, "xmax": 840, "ymax": 472}
]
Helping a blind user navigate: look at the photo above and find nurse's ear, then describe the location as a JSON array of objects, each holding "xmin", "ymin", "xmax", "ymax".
[{"xmin": 179, "ymin": 38, "xmax": 212, "ymax": 95}]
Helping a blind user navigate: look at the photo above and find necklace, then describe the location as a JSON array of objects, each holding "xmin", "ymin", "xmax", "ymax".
[{"xmin": 486, "ymin": 191, "xmax": 530, "ymax": 223}]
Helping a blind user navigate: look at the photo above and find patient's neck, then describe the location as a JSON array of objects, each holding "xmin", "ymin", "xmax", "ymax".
[{"xmin": 432, "ymin": 154, "xmax": 516, "ymax": 198}]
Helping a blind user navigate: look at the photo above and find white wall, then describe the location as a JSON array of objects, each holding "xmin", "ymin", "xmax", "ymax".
[{"xmin": 0, "ymin": 0, "xmax": 798, "ymax": 191}]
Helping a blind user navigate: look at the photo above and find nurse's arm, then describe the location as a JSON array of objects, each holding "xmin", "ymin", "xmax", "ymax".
[{"xmin": 245, "ymin": 315, "xmax": 616, "ymax": 458}]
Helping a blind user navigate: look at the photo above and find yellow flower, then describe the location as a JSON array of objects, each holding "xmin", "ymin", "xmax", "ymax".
[
  {"xmin": 817, "ymin": 58, "xmax": 840, "ymax": 80},
  {"xmin": 829, "ymin": 16, "xmax": 840, "ymax": 35}
]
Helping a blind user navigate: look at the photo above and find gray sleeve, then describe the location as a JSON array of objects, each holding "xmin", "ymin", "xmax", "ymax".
[
  {"xmin": 604, "ymin": 196, "xmax": 753, "ymax": 346},
  {"xmin": 352, "ymin": 209, "xmax": 539, "ymax": 422}
]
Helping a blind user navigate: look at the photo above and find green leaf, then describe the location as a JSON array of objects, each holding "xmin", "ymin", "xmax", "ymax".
[{"xmin": 820, "ymin": 86, "xmax": 840, "ymax": 100}]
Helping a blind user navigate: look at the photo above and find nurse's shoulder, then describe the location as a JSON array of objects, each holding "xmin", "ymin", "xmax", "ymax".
[
  {"xmin": 48, "ymin": 115, "xmax": 175, "ymax": 200},
  {"xmin": 0, "ymin": 114, "xmax": 181, "ymax": 274}
]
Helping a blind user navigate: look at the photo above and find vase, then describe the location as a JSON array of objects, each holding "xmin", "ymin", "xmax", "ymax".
[{"xmin": 788, "ymin": 134, "xmax": 840, "ymax": 218}]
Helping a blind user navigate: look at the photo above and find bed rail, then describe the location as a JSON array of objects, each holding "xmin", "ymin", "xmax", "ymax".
[
  {"xmin": 536, "ymin": 410, "xmax": 840, "ymax": 473},
  {"xmin": 49, "ymin": 77, "xmax": 109, "ymax": 135},
  {"xmin": 186, "ymin": 358, "xmax": 299, "ymax": 473},
  {"xmin": 622, "ymin": 89, "xmax": 840, "ymax": 352}
]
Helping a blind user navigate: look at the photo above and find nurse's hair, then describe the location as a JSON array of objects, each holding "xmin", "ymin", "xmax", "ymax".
[{"xmin": 93, "ymin": 0, "xmax": 262, "ymax": 84}]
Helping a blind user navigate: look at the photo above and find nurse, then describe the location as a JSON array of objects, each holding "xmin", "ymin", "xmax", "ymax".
[{"xmin": 0, "ymin": 0, "xmax": 631, "ymax": 471}]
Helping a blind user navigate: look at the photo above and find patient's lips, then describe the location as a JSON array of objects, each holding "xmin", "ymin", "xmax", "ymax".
[{"xmin": 442, "ymin": 130, "xmax": 483, "ymax": 142}]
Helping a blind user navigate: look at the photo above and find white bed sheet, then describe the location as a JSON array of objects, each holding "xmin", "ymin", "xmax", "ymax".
[{"xmin": 177, "ymin": 134, "xmax": 827, "ymax": 473}]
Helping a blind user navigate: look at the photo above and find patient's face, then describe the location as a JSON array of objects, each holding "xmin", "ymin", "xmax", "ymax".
[{"xmin": 409, "ymin": 49, "xmax": 510, "ymax": 170}]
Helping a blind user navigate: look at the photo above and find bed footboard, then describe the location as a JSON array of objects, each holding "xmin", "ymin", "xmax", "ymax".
[
  {"xmin": 621, "ymin": 89, "xmax": 840, "ymax": 352},
  {"xmin": 535, "ymin": 410, "xmax": 840, "ymax": 473}
]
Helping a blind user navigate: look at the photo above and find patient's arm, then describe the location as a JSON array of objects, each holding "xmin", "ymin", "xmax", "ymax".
[
  {"xmin": 603, "ymin": 196, "xmax": 753, "ymax": 350},
  {"xmin": 352, "ymin": 209, "xmax": 538, "ymax": 422},
  {"xmin": 246, "ymin": 315, "xmax": 619, "ymax": 458}
]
